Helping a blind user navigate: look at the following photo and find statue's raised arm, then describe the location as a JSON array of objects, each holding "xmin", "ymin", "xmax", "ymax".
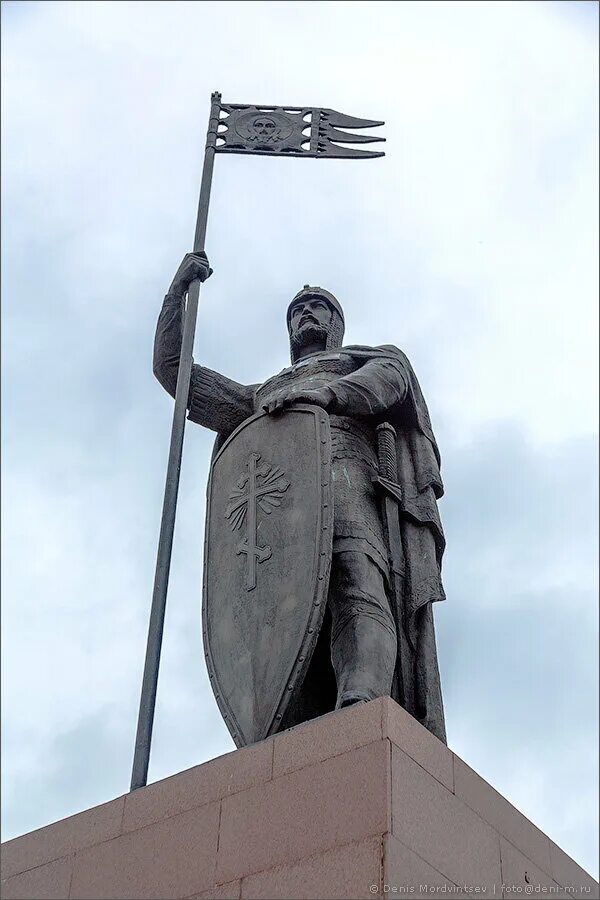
[{"xmin": 153, "ymin": 253, "xmax": 256, "ymax": 436}]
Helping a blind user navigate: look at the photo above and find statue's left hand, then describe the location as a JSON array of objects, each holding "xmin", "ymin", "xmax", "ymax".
[{"xmin": 263, "ymin": 388, "xmax": 333, "ymax": 416}]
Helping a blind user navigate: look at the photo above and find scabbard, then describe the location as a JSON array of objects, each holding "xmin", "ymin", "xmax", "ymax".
[{"xmin": 374, "ymin": 423, "xmax": 415, "ymax": 714}]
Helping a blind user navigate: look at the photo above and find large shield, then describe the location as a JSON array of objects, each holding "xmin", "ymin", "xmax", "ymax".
[{"xmin": 202, "ymin": 404, "xmax": 332, "ymax": 747}]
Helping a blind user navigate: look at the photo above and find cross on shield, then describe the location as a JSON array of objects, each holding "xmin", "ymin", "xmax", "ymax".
[{"xmin": 225, "ymin": 453, "xmax": 290, "ymax": 591}]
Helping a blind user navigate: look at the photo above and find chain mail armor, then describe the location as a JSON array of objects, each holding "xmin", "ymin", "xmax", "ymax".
[{"xmin": 255, "ymin": 352, "xmax": 394, "ymax": 577}]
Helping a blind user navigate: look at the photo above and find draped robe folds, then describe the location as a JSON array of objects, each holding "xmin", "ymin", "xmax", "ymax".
[{"xmin": 154, "ymin": 292, "xmax": 447, "ymax": 742}]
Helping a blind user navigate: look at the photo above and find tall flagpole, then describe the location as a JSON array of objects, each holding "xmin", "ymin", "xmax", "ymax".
[{"xmin": 130, "ymin": 91, "xmax": 222, "ymax": 791}]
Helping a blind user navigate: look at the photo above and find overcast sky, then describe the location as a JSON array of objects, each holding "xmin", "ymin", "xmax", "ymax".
[{"xmin": 2, "ymin": 0, "xmax": 598, "ymax": 879}]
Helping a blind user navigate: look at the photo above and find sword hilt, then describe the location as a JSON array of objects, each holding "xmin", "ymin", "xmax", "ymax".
[{"xmin": 376, "ymin": 422, "xmax": 398, "ymax": 481}]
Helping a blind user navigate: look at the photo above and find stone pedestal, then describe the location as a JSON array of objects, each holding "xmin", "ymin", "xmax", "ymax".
[{"xmin": 1, "ymin": 697, "xmax": 597, "ymax": 899}]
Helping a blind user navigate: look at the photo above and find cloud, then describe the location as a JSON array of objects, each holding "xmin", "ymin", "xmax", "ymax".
[{"xmin": 436, "ymin": 424, "xmax": 598, "ymax": 870}]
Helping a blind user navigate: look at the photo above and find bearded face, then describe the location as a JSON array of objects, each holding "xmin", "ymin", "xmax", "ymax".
[{"xmin": 289, "ymin": 297, "xmax": 332, "ymax": 354}]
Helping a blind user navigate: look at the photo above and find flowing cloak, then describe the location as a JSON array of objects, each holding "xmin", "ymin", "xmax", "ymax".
[
  {"xmin": 154, "ymin": 295, "xmax": 447, "ymax": 741},
  {"xmin": 340, "ymin": 346, "xmax": 447, "ymax": 743}
]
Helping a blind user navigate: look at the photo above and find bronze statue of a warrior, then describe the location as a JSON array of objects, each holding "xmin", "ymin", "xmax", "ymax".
[{"xmin": 154, "ymin": 252, "xmax": 447, "ymax": 745}]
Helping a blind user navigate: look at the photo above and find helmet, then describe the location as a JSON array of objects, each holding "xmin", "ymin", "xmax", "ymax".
[{"xmin": 287, "ymin": 285, "xmax": 345, "ymax": 362}]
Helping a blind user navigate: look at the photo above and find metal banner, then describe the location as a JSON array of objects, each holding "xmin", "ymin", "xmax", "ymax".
[{"xmin": 215, "ymin": 103, "xmax": 385, "ymax": 159}]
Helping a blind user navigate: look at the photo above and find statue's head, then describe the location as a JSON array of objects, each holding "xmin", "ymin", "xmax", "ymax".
[{"xmin": 286, "ymin": 285, "xmax": 345, "ymax": 362}]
